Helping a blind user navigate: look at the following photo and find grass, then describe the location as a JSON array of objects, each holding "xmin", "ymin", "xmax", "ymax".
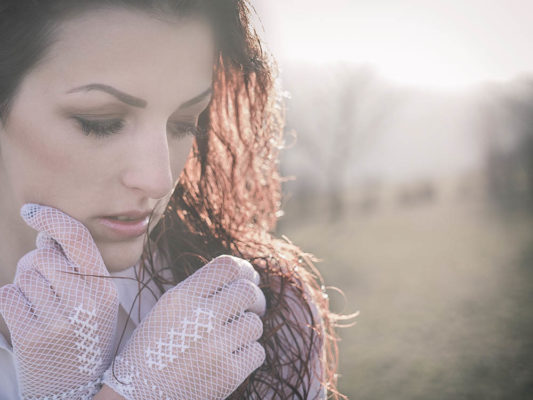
[{"xmin": 277, "ymin": 197, "xmax": 533, "ymax": 399}]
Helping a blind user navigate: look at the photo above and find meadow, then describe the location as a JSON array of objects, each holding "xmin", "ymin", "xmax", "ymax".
[{"xmin": 278, "ymin": 196, "xmax": 533, "ymax": 399}]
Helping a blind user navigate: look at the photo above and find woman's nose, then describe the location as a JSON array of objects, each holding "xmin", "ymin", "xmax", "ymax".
[{"xmin": 120, "ymin": 125, "xmax": 173, "ymax": 199}]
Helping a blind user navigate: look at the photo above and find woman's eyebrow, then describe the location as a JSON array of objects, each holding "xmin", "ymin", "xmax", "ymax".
[
  {"xmin": 66, "ymin": 84, "xmax": 212, "ymax": 110},
  {"xmin": 178, "ymin": 88, "xmax": 212, "ymax": 109},
  {"xmin": 67, "ymin": 84, "xmax": 147, "ymax": 108}
]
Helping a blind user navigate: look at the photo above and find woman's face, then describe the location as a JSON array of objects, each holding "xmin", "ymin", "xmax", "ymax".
[{"xmin": 0, "ymin": 8, "xmax": 215, "ymax": 271}]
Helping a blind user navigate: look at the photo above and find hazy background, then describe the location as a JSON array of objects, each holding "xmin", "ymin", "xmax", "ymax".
[{"xmin": 254, "ymin": 1, "xmax": 533, "ymax": 398}]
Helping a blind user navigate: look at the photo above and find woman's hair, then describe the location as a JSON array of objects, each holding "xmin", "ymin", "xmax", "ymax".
[{"xmin": 0, "ymin": 1, "xmax": 349, "ymax": 398}]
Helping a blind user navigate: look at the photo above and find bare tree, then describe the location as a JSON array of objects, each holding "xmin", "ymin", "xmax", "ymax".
[
  {"xmin": 480, "ymin": 79, "xmax": 533, "ymax": 212},
  {"xmin": 283, "ymin": 64, "xmax": 403, "ymax": 221}
]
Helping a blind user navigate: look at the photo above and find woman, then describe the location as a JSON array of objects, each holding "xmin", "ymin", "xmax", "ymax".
[{"xmin": 0, "ymin": 1, "xmax": 346, "ymax": 399}]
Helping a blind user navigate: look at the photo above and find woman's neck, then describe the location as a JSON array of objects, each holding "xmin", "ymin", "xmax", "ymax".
[{"xmin": 0, "ymin": 167, "xmax": 37, "ymax": 287}]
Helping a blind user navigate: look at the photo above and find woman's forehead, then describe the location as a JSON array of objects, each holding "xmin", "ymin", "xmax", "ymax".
[{"xmin": 30, "ymin": 7, "xmax": 215, "ymax": 109}]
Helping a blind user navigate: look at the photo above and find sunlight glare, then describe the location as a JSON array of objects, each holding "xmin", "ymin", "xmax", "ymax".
[
  {"xmin": 258, "ymin": 0, "xmax": 533, "ymax": 90},
  {"xmin": 276, "ymin": 17, "xmax": 488, "ymax": 90}
]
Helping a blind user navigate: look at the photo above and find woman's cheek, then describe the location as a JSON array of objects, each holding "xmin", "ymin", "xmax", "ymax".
[{"xmin": 5, "ymin": 120, "xmax": 72, "ymax": 195}]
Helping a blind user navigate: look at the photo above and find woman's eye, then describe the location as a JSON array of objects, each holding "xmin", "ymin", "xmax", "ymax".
[
  {"xmin": 74, "ymin": 117, "xmax": 125, "ymax": 137},
  {"xmin": 168, "ymin": 121, "xmax": 202, "ymax": 139}
]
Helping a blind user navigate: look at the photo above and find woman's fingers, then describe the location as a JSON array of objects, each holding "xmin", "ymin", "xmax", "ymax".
[
  {"xmin": 19, "ymin": 249, "xmax": 93, "ymax": 310},
  {"xmin": 0, "ymin": 284, "xmax": 37, "ymax": 335},
  {"xmin": 236, "ymin": 341, "xmax": 266, "ymax": 372},
  {"xmin": 220, "ymin": 341, "xmax": 265, "ymax": 391},
  {"xmin": 208, "ymin": 279, "xmax": 266, "ymax": 324},
  {"xmin": 20, "ymin": 203, "xmax": 107, "ymax": 276},
  {"xmin": 210, "ymin": 312, "xmax": 263, "ymax": 353},
  {"xmin": 243, "ymin": 281, "xmax": 266, "ymax": 316},
  {"xmin": 13, "ymin": 268, "xmax": 61, "ymax": 321},
  {"xmin": 178, "ymin": 255, "xmax": 260, "ymax": 299},
  {"xmin": 35, "ymin": 231, "xmax": 62, "ymax": 254}
]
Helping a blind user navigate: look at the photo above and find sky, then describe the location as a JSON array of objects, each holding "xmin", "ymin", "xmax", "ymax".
[
  {"xmin": 255, "ymin": 0, "xmax": 533, "ymax": 89},
  {"xmin": 253, "ymin": 1, "xmax": 533, "ymax": 184}
]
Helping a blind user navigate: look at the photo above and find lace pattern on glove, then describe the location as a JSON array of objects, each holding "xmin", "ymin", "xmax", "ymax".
[
  {"xmin": 69, "ymin": 305, "xmax": 103, "ymax": 375},
  {"xmin": 146, "ymin": 308, "xmax": 214, "ymax": 370}
]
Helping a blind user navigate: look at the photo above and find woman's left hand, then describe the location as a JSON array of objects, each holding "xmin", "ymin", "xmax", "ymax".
[
  {"xmin": 102, "ymin": 255, "xmax": 266, "ymax": 400},
  {"xmin": 0, "ymin": 204, "xmax": 119, "ymax": 399}
]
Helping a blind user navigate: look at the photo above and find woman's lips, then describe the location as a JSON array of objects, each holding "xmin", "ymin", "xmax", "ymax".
[{"xmin": 97, "ymin": 215, "xmax": 150, "ymax": 239}]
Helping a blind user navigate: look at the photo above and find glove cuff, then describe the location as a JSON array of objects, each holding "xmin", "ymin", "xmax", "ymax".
[
  {"xmin": 23, "ymin": 378, "xmax": 102, "ymax": 400},
  {"xmin": 101, "ymin": 357, "xmax": 138, "ymax": 400}
]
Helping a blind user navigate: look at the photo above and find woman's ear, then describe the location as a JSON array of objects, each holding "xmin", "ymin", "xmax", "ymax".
[
  {"xmin": 0, "ymin": 112, "xmax": 8, "ymax": 140},
  {"xmin": 0, "ymin": 122, "xmax": 4, "ymax": 158},
  {"xmin": 0, "ymin": 119, "xmax": 5, "ymax": 157}
]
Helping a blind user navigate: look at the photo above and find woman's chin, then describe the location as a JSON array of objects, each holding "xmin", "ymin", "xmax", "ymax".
[{"xmin": 95, "ymin": 236, "xmax": 146, "ymax": 273}]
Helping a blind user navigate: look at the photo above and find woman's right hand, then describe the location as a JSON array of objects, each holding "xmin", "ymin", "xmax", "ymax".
[
  {"xmin": 102, "ymin": 255, "xmax": 266, "ymax": 400},
  {"xmin": 0, "ymin": 204, "xmax": 119, "ymax": 399}
]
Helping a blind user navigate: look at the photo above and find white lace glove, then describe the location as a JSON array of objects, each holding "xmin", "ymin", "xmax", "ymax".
[
  {"xmin": 102, "ymin": 255, "xmax": 266, "ymax": 400},
  {"xmin": 0, "ymin": 204, "xmax": 119, "ymax": 399}
]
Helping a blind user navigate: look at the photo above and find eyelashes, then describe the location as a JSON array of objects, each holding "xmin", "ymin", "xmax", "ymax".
[
  {"xmin": 168, "ymin": 121, "xmax": 203, "ymax": 139},
  {"xmin": 73, "ymin": 117, "xmax": 202, "ymax": 139},
  {"xmin": 74, "ymin": 117, "xmax": 124, "ymax": 137}
]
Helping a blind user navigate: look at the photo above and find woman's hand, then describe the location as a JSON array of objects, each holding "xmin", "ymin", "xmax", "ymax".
[
  {"xmin": 0, "ymin": 204, "xmax": 119, "ymax": 399},
  {"xmin": 102, "ymin": 255, "xmax": 266, "ymax": 400}
]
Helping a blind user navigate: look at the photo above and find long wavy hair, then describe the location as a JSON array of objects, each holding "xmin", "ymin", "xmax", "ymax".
[{"xmin": 0, "ymin": 1, "xmax": 350, "ymax": 398}]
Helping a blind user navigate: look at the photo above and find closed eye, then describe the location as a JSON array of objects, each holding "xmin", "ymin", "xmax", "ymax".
[
  {"xmin": 73, "ymin": 116, "xmax": 124, "ymax": 137},
  {"xmin": 167, "ymin": 121, "xmax": 204, "ymax": 139},
  {"xmin": 73, "ymin": 116, "xmax": 205, "ymax": 140}
]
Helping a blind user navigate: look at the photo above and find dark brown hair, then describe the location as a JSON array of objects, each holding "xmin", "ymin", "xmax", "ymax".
[{"xmin": 0, "ymin": 1, "xmax": 351, "ymax": 398}]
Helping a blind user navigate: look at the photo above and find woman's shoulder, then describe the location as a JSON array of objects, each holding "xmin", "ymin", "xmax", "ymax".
[
  {"xmin": 254, "ymin": 257, "xmax": 328, "ymax": 398},
  {"xmin": 258, "ymin": 257, "xmax": 326, "ymax": 325}
]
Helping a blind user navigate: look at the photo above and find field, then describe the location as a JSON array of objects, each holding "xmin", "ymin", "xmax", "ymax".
[{"xmin": 278, "ymin": 197, "xmax": 533, "ymax": 399}]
